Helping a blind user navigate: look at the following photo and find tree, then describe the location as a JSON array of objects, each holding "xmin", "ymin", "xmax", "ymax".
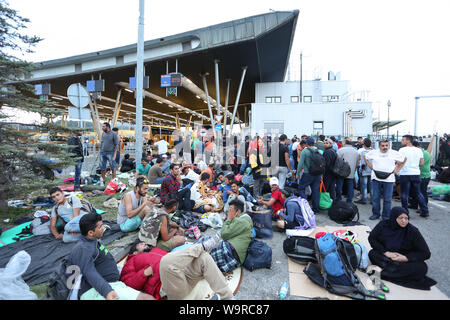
[{"xmin": 0, "ymin": 0, "xmax": 79, "ymax": 210}]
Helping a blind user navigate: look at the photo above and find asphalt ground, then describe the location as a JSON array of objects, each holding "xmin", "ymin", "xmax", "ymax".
[{"xmin": 62, "ymin": 153, "xmax": 450, "ymax": 300}]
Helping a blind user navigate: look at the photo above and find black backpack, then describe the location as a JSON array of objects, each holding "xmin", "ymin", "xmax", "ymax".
[
  {"xmin": 283, "ymin": 236, "xmax": 317, "ymax": 265},
  {"xmin": 328, "ymin": 201, "xmax": 359, "ymax": 224},
  {"xmin": 243, "ymin": 239, "xmax": 272, "ymax": 271},
  {"xmin": 46, "ymin": 259, "xmax": 76, "ymax": 300},
  {"xmin": 308, "ymin": 148, "xmax": 326, "ymax": 176},
  {"xmin": 332, "ymin": 156, "xmax": 351, "ymax": 178}
]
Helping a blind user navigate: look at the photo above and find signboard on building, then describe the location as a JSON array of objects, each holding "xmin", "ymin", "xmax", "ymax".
[{"xmin": 160, "ymin": 73, "xmax": 182, "ymax": 87}]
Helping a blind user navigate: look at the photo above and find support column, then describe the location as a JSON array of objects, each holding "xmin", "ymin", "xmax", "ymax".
[
  {"xmin": 88, "ymin": 97, "xmax": 102, "ymax": 142},
  {"xmin": 135, "ymin": 0, "xmax": 145, "ymax": 164},
  {"xmin": 223, "ymin": 79, "xmax": 230, "ymax": 135},
  {"xmin": 214, "ymin": 59, "xmax": 221, "ymax": 115},
  {"xmin": 201, "ymin": 74, "xmax": 216, "ymax": 141},
  {"xmin": 112, "ymin": 88, "xmax": 123, "ymax": 128},
  {"xmin": 229, "ymin": 66, "xmax": 247, "ymax": 135}
]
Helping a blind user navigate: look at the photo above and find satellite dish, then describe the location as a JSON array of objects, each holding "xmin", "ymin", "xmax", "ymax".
[{"xmin": 67, "ymin": 83, "xmax": 90, "ymax": 108}]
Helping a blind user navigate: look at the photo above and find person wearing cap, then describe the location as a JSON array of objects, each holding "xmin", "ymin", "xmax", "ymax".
[
  {"xmin": 368, "ymin": 206, "xmax": 436, "ymax": 290},
  {"xmin": 257, "ymin": 177, "xmax": 285, "ymax": 219},
  {"xmin": 296, "ymin": 137, "xmax": 321, "ymax": 214},
  {"xmin": 160, "ymin": 154, "xmax": 171, "ymax": 175}
]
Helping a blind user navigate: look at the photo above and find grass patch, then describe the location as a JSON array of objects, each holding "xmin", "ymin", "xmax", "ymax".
[
  {"xmin": 30, "ymin": 283, "xmax": 49, "ymax": 300},
  {"xmin": 0, "ymin": 207, "xmax": 34, "ymax": 226}
]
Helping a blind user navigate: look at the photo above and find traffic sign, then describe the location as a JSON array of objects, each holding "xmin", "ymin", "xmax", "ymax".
[
  {"xmin": 214, "ymin": 115, "xmax": 224, "ymax": 124},
  {"xmin": 215, "ymin": 124, "xmax": 222, "ymax": 131},
  {"xmin": 67, "ymin": 83, "xmax": 90, "ymax": 108}
]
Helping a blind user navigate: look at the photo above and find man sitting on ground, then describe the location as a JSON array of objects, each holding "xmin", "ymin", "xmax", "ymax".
[
  {"xmin": 68, "ymin": 213, "xmax": 155, "ymax": 300},
  {"xmin": 139, "ymin": 199, "xmax": 185, "ymax": 252},
  {"xmin": 49, "ymin": 187, "xmax": 90, "ymax": 243},
  {"xmin": 160, "ymin": 154, "xmax": 171, "ymax": 175},
  {"xmin": 197, "ymin": 199, "xmax": 253, "ymax": 273},
  {"xmin": 117, "ymin": 176, "xmax": 159, "ymax": 233},
  {"xmin": 257, "ymin": 177, "xmax": 285, "ymax": 219},
  {"xmin": 160, "ymin": 163, "xmax": 193, "ymax": 211},
  {"xmin": 190, "ymin": 172, "xmax": 223, "ymax": 214},
  {"xmin": 135, "ymin": 157, "xmax": 151, "ymax": 179},
  {"xmin": 148, "ymin": 157, "xmax": 165, "ymax": 184}
]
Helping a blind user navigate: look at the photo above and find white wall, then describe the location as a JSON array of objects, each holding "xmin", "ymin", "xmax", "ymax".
[
  {"xmin": 250, "ymin": 101, "xmax": 373, "ymax": 138},
  {"xmin": 255, "ymin": 80, "xmax": 350, "ymax": 103}
]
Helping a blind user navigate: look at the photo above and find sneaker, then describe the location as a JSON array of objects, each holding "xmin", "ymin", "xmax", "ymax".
[
  {"xmin": 369, "ymin": 215, "xmax": 380, "ymax": 220},
  {"xmin": 420, "ymin": 212, "xmax": 429, "ymax": 218},
  {"xmin": 355, "ymin": 199, "xmax": 367, "ymax": 204},
  {"xmin": 202, "ymin": 233, "xmax": 221, "ymax": 252}
]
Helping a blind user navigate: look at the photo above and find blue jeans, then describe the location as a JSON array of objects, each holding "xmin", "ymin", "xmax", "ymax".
[
  {"xmin": 63, "ymin": 212, "xmax": 88, "ymax": 243},
  {"xmin": 336, "ymin": 178, "xmax": 354, "ymax": 203},
  {"xmin": 100, "ymin": 152, "xmax": 115, "ymax": 171},
  {"xmin": 74, "ymin": 160, "xmax": 82, "ymax": 188},
  {"xmin": 360, "ymin": 175, "xmax": 371, "ymax": 202},
  {"xmin": 298, "ymin": 173, "xmax": 321, "ymax": 212},
  {"xmin": 239, "ymin": 187, "xmax": 256, "ymax": 202},
  {"xmin": 399, "ymin": 175, "xmax": 429, "ymax": 214},
  {"xmin": 410, "ymin": 177, "xmax": 430, "ymax": 208},
  {"xmin": 154, "ymin": 177, "xmax": 165, "ymax": 184},
  {"xmin": 371, "ymin": 179, "xmax": 394, "ymax": 220}
]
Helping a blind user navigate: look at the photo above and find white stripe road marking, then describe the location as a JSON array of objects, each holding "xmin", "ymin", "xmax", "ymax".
[{"xmin": 428, "ymin": 200, "xmax": 447, "ymax": 209}]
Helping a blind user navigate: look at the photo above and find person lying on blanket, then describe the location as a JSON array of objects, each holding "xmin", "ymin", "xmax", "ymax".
[
  {"xmin": 120, "ymin": 235, "xmax": 233, "ymax": 300},
  {"xmin": 190, "ymin": 172, "xmax": 224, "ymax": 214},
  {"xmin": 68, "ymin": 213, "xmax": 155, "ymax": 300},
  {"xmin": 138, "ymin": 199, "xmax": 185, "ymax": 252},
  {"xmin": 49, "ymin": 187, "xmax": 89, "ymax": 243},
  {"xmin": 197, "ymin": 199, "xmax": 253, "ymax": 273}
]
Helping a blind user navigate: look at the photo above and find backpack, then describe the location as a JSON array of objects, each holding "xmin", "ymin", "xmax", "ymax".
[
  {"xmin": 332, "ymin": 156, "xmax": 351, "ymax": 178},
  {"xmin": 243, "ymin": 239, "xmax": 272, "ymax": 271},
  {"xmin": 31, "ymin": 216, "xmax": 52, "ymax": 236},
  {"xmin": 304, "ymin": 233, "xmax": 386, "ymax": 300},
  {"xmin": 284, "ymin": 196, "xmax": 317, "ymax": 230},
  {"xmin": 328, "ymin": 200, "xmax": 359, "ymax": 224},
  {"xmin": 308, "ymin": 148, "xmax": 326, "ymax": 176},
  {"xmin": 56, "ymin": 196, "xmax": 97, "ymax": 216},
  {"xmin": 46, "ymin": 259, "xmax": 81, "ymax": 300},
  {"xmin": 283, "ymin": 236, "xmax": 317, "ymax": 265}
]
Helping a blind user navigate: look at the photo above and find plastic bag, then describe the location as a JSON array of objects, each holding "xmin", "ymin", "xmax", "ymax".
[
  {"xmin": 200, "ymin": 212, "xmax": 223, "ymax": 229},
  {"xmin": 0, "ymin": 251, "xmax": 38, "ymax": 300},
  {"xmin": 104, "ymin": 178, "xmax": 126, "ymax": 195}
]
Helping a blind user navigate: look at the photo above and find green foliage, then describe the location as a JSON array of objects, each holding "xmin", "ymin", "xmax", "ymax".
[{"xmin": 0, "ymin": 0, "xmax": 76, "ymax": 207}]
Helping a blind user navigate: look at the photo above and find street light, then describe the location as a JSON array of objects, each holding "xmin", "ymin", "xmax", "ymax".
[{"xmin": 387, "ymin": 100, "xmax": 391, "ymax": 140}]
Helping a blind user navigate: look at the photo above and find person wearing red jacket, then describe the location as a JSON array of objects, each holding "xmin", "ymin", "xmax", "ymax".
[{"xmin": 120, "ymin": 243, "xmax": 168, "ymax": 300}]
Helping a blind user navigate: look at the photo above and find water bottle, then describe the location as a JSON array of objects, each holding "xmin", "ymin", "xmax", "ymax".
[{"xmin": 279, "ymin": 282, "xmax": 289, "ymax": 299}]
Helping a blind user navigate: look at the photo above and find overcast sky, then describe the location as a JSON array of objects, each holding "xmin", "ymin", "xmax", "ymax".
[{"xmin": 7, "ymin": 0, "xmax": 450, "ymax": 136}]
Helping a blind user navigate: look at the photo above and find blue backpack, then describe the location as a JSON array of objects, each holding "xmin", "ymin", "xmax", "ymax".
[
  {"xmin": 243, "ymin": 239, "xmax": 272, "ymax": 271},
  {"xmin": 304, "ymin": 233, "xmax": 386, "ymax": 300}
]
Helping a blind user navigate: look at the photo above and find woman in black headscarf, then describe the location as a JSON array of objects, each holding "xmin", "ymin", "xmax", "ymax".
[{"xmin": 368, "ymin": 206, "xmax": 437, "ymax": 290}]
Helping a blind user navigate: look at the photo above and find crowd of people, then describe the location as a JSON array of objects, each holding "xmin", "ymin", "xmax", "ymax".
[{"xmin": 57, "ymin": 124, "xmax": 445, "ymax": 300}]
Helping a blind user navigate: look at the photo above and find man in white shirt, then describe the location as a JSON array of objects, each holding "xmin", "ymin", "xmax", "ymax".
[
  {"xmin": 398, "ymin": 135, "xmax": 429, "ymax": 217},
  {"xmin": 154, "ymin": 138, "xmax": 170, "ymax": 156},
  {"xmin": 364, "ymin": 139, "xmax": 406, "ymax": 220}
]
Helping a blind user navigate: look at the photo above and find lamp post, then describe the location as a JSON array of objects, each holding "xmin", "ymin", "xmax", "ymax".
[{"xmin": 387, "ymin": 100, "xmax": 391, "ymax": 140}]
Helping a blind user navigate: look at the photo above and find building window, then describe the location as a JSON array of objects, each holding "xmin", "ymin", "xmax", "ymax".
[
  {"xmin": 274, "ymin": 96, "xmax": 281, "ymax": 103},
  {"xmin": 291, "ymin": 96, "xmax": 299, "ymax": 103},
  {"xmin": 303, "ymin": 96, "xmax": 312, "ymax": 103},
  {"xmin": 313, "ymin": 121, "xmax": 324, "ymax": 135},
  {"xmin": 322, "ymin": 96, "xmax": 329, "ymax": 102},
  {"xmin": 265, "ymin": 97, "xmax": 273, "ymax": 103}
]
